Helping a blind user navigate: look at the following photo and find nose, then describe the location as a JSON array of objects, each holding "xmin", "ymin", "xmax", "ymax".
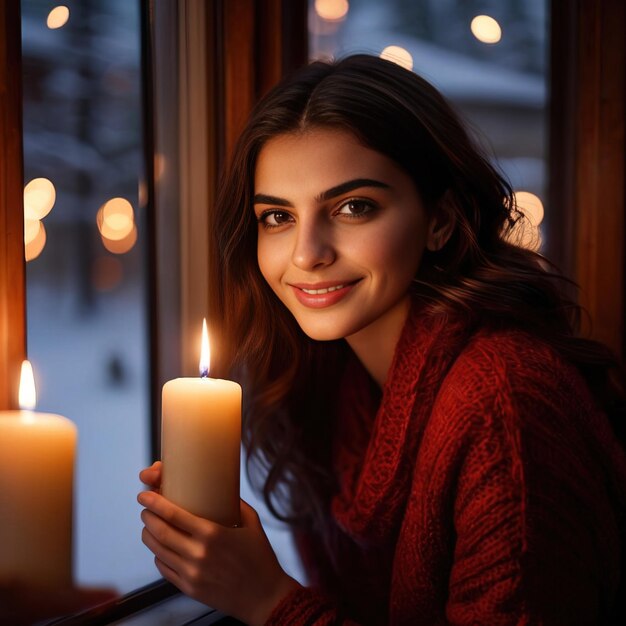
[{"xmin": 291, "ymin": 218, "xmax": 336, "ymax": 271}]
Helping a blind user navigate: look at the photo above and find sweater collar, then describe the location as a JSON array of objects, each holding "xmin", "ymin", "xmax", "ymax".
[{"xmin": 331, "ymin": 298, "xmax": 471, "ymax": 545}]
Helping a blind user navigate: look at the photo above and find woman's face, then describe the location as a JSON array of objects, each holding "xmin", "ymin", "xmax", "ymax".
[{"xmin": 253, "ymin": 127, "xmax": 436, "ymax": 343}]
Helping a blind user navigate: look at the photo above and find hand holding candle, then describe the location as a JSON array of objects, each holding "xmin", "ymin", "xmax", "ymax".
[
  {"xmin": 161, "ymin": 320, "xmax": 242, "ymax": 526},
  {"xmin": 141, "ymin": 322, "xmax": 299, "ymax": 623}
]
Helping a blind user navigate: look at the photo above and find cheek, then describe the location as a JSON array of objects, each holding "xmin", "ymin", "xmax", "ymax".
[
  {"xmin": 356, "ymin": 218, "xmax": 427, "ymax": 276},
  {"xmin": 256, "ymin": 243, "xmax": 271, "ymax": 284},
  {"xmin": 257, "ymin": 237, "xmax": 282, "ymax": 287}
]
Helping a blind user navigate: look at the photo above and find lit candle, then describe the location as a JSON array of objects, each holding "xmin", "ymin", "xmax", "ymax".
[
  {"xmin": 161, "ymin": 320, "xmax": 241, "ymax": 526},
  {"xmin": 0, "ymin": 361, "xmax": 76, "ymax": 586}
]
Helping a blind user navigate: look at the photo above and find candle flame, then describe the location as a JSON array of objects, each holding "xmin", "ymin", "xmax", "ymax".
[
  {"xmin": 19, "ymin": 360, "xmax": 37, "ymax": 410},
  {"xmin": 199, "ymin": 318, "xmax": 210, "ymax": 378}
]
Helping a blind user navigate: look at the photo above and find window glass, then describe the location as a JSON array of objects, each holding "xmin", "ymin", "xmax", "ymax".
[
  {"xmin": 21, "ymin": 0, "xmax": 154, "ymax": 599},
  {"xmin": 309, "ymin": 0, "xmax": 548, "ymax": 250}
]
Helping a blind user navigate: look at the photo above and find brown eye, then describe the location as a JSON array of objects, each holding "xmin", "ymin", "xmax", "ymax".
[
  {"xmin": 259, "ymin": 210, "xmax": 293, "ymax": 228},
  {"xmin": 336, "ymin": 199, "xmax": 375, "ymax": 217}
]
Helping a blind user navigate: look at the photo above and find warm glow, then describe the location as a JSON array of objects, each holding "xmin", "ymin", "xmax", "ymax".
[
  {"xmin": 380, "ymin": 45, "xmax": 414, "ymax": 71},
  {"xmin": 105, "ymin": 213, "xmax": 132, "ymax": 232},
  {"xmin": 471, "ymin": 15, "xmax": 502, "ymax": 44},
  {"xmin": 514, "ymin": 191, "xmax": 544, "ymax": 226},
  {"xmin": 24, "ymin": 219, "xmax": 41, "ymax": 246},
  {"xmin": 102, "ymin": 197, "xmax": 133, "ymax": 222},
  {"xmin": 19, "ymin": 360, "xmax": 37, "ymax": 411},
  {"xmin": 315, "ymin": 0, "xmax": 349, "ymax": 21},
  {"xmin": 46, "ymin": 6, "xmax": 70, "ymax": 29},
  {"xmin": 101, "ymin": 224, "xmax": 137, "ymax": 254},
  {"xmin": 97, "ymin": 197, "xmax": 135, "ymax": 241},
  {"xmin": 200, "ymin": 318, "xmax": 210, "ymax": 377},
  {"xmin": 25, "ymin": 221, "xmax": 47, "ymax": 262},
  {"xmin": 24, "ymin": 178, "xmax": 56, "ymax": 220},
  {"xmin": 506, "ymin": 218, "xmax": 542, "ymax": 252}
]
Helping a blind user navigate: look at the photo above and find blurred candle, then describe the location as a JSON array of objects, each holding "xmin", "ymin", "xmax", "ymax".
[
  {"xmin": 0, "ymin": 361, "xmax": 76, "ymax": 586},
  {"xmin": 161, "ymin": 320, "xmax": 241, "ymax": 526}
]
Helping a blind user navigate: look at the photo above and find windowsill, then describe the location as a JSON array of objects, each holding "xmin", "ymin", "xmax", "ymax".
[{"xmin": 44, "ymin": 580, "xmax": 244, "ymax": 625}]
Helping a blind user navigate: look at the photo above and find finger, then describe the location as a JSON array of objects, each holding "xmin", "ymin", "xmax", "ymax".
[
  {"xmin": 139, "ymin": 467, "xmax": 160, "ymax": 481},
  {"xmin": 139, "ymin": 460, "xmax": 161, "ymax": 475},
  {"xmin": 137, "ymin": 491, "xmax": 205, "ymax": 535},
  {"xmin": 141, "ymin": 526, "xmax": 187, "ymax": 575},
  {"xmin": 139, "ymin": 473, "xmax": 160, "ymax": 490},
  {"xmin": 139, "ymin": 462, "xmax": 162, "ymax": 487},
  {"xmin": 154, "ymin": 557, "xmax": 189, "ymax": 596},
  {"xmin": 141, "ymin": 508, "xmax": 194, "ymax": 557}
]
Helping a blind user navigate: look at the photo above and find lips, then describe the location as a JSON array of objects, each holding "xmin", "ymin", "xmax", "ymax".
[
  {"xmin": 290, "ymin": 280, "xmax": 360, "ymax": 308},
  {"xmin": 300, "ymin": 284, "xmax": 346, "ymax": 295}
]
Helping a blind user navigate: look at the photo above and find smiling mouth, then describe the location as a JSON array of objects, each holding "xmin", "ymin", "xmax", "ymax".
[
  {"xmin": 300, "ymin": 284, "xmax": 346, "ymax": 295},
  {"xmin": 289, "ymin": 280, "xmax": 360, "ymax": 308}
]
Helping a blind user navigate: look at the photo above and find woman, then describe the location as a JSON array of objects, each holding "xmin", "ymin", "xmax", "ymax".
[{"xmin": 139, "ymin": 55, "xmax": 626, "ymax": 625}]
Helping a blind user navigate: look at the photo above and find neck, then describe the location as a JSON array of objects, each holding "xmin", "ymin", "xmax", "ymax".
[{"xmin": 345, "ymin": 297, "xmax": 411, "ymax": 388}]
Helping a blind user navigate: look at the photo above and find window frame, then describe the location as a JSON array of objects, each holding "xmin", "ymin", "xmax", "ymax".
[
  {"xmin": 0, "ymin": 0, "xmax": 26, "ymax": 411},
  {"xmin": 548, "ymin": 0, "xmax": 626, "ymax": 359}
]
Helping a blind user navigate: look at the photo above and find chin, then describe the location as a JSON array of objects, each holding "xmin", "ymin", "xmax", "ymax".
[
  {"xmin": 299, "ymin": 325, "xmax": 346, "ymax": 342},
  {"xmin": 293, "ymin": 313, "xmax": 367, "ymax": 343},
  {"xmin": 288, "ymin": 314, "xmax": 341, "ymax": 341}
]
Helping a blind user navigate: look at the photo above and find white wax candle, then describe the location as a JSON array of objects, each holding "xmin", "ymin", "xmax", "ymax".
[
  {"xmin": 0, "ymin": 363, "xmax": 76, "ymax": 587},
  {"xmin": 161, "ymin": 321, "xmax": 241, "ymax": 527}
]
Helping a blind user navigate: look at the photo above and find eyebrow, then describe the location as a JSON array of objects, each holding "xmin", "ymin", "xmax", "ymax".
[{"xmin": 253, "ymin": 178, "xmax": 391, "ymax": 207}]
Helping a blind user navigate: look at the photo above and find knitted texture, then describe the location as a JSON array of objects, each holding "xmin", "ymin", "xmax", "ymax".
[{"xmin": 265, "ymin": 303, "xmax": 626, "ymax": 625}]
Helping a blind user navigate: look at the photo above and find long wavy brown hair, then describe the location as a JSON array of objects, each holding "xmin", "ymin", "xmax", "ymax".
[{"xmin": 207, "ymin": 55, "xmax": 624, "ymax": 531}]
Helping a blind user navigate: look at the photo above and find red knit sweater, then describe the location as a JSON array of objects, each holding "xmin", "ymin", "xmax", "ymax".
[{"xmin": 266, "ymin": 304, "xmax": 626, "ymax": 625}]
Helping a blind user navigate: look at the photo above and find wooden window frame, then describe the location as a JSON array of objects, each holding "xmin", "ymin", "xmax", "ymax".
[
  {"xmin": 0, "ymin": 0, "xmax": 26, "ymax": 411},
  {"xmin": 548, "ymin": 0, "xmax": 626, "ymax": 361}
]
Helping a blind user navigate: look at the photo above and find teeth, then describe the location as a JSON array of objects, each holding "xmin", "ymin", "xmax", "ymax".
[{"xmin": 301, "ymin": 284, "xmax": 345, "ymax": 295}]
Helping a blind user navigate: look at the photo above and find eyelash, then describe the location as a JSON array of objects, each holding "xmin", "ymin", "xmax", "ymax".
[
  {"xmin": 257, "ymin": 210, "xmax": 293, "ymax": 229},
  {"xmin": 256, "ymin": 198, "xmax": 377, "ymax": 230},
  {"xmin": 335, "ymin": 198, "xmax": 377, "ymax": 218}
]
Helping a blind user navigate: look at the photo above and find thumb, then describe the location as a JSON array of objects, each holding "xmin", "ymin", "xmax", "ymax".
[{"xmin": 139, "ymin": 461, "xmax": 162, "ymax": 489}]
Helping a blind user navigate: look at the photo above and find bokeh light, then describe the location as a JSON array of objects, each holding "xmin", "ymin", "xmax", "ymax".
[
  {"xmin": 97, "ymin": 197, "xmax": 135, "ymax": 241},
  {"xmin": 514, "ymin": 191, "xmax": 544, "ymax": 226},
  {"xmin": 24, "ymin": 177, "xmax": 56, "ymax": 220},
  {"xmin": 24, "ymin": 218, "xmax": 41, "ymax": 246},
  {"xmin": 504, "ymin": 199, "xmax": 542, "ymax": 252},
  {"xmin": 511, "ymin": 222, "xmax": 542, "ymax": 251},
  {"xmin": 314, "ymin": 0, "xmax": 349, "ymax": 21},
  {"xmin": 470, "ymin": 15, "xmax": 502, "ymax": 44},
  {"xmin": 101, "ymin": 224, "xmax": 138, "ymax": 255},
  {"xmin": 25, "ymin": 221, "xmax": 47, "ymax": 262},
  {"xmin": 46, "ymin": 6, "xmax": 70, "ymax": 29},
  {"xmin": 380, "ymin": 46, "xmax": 414, "ymax": 71}
]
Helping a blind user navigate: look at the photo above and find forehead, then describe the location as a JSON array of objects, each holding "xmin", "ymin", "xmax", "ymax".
[{"xmin": 254, "ymin": 128, "xmax": 403, "ymax": 192}]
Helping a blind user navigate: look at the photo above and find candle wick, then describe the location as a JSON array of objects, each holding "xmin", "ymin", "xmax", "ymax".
[{"xmin": 200, "ymin": 367, "xmax": 209, "ymax": 379}]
